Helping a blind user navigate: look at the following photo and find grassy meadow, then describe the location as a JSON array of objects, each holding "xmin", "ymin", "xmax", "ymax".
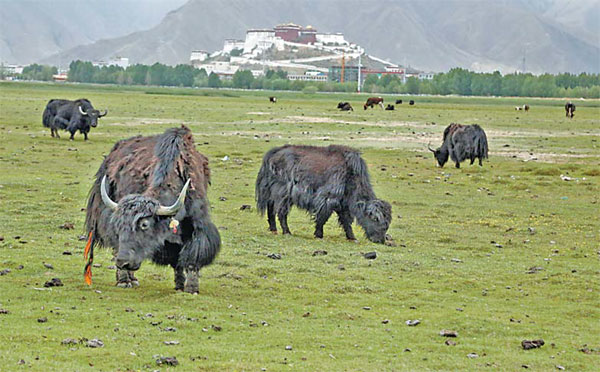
[{"xmin": 0, "ymin": 81, "xmax": 599, "ymax": 371}]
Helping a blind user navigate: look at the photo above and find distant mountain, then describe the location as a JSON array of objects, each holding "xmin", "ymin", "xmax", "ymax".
[
  {"xmin": 0, "ymin": 0, "xmax": 187, "ymax": 65},
  {"xmin": 20, "ymin": 0, "xmax": 600, "ymax": 73}
]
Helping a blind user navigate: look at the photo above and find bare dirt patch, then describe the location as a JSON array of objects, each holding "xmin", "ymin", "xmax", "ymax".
[{"xmin": 108, "ymin": 117, "xmax": 187, "ymax": 127}]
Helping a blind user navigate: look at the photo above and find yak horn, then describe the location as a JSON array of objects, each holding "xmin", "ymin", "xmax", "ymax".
[
  {"xmin": 156, "ymin": 179, "xmax": 191, "ymax": 216},
  {"xmin": 427, "ymin": 142, "xmax": 435, "ymax": 152},
  {"xmin": 99, "ymin": 109, "xmax": 108, "ymax": 117},
  {"xmin": 101, "ymin": 175, "xmax": 118, "ymax": 211},
  {"xmin": 78, "ymin": 106, "xmax": 88, "ymax": 115}
]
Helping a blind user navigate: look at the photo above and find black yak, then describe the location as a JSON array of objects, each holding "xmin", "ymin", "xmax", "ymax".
[
  {"xmin": 395, "ymin": 99, "xmax": 403, "ymax": 105},
  {"xmin": 42, "ymin": 98, "xmax": 107, "ymax": 140},
  {"xmin": 337, "ymin": 102, "xmax": 353, "ymax": 111},
  {"xmin": 269, "ymin": 96, "xmax": 277, "ymax": 103},
  {"xmin": 364, "ymin": 97, "xmax": 384, "ymax": 110},
  {"xmin": 565, "ymin": 102, "xmax": 576, "ymax": 118},
  {"xmin": 385, "ymin": 104, "xmax": 395, "ymax": 110},
  {"xmin": 84, "ymin": 126, "xmax": 221, "ymax": 293},
  {"xmin": 255, "ymin": 145, "xmax": 392, "ymax": 243},
  {"xmin": 409, "ymin": 100, "xmax": 415, "ymax": 105},
  {"xmin": 429, "ymin": 123, "xmax": 488, "ymax": 168}
]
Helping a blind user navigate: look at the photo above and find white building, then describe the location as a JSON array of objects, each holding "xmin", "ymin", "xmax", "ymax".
[
  {"xmin": 93, "ymin": 57, "xmax": 129, "ymax": 69},
  {"xmin": 418, "ymin": 72, "xmax": 435, "ymax": 80},
  {"xmin": 190, "ymin": 50, "xmax": 209, "ymax": 63},
  {"xmin": 195, "ymin": 61, "xmax": 240, "ymax": 77},
  {"xmin": 223, "ymin": 39, "xmax": 245, "ymax": 54},
  {"xmin": 243, "ymin": 29, "xmax": 284, "ymax": 56},
  {"xmin": 288, "ymin": 72, "xmax": 328, "ymax": 82},
  {"xmin": 316, "ymin": 32, "xmax": 347, "ymax": 45}
]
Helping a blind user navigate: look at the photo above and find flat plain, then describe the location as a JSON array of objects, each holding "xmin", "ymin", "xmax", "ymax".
[{"xmin": 0, "ymin": 82, "xmax": 599, "ymax": 371}]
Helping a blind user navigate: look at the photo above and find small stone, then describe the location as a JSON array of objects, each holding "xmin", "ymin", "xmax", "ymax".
[
  {"xmin": 381, "ymin": 319, "xmax": 389, "ymax": 324},
  {"xmin": 62, "ymin": 251, "xmax": 72, "ymax": 255},
  {"xmin": 240, "ymin": 205, "xmax": 251, "ymax": 210},
  {"xmin": 467, "ymin": 353, "xmax": 478, "ymax": 359},
  {"xmin": 403, "ymin": 348, "xmax": 411, "ymax": 352},
  {"xmin": 125, "ymin": 307, "xmax": 134, "ymax": 312},
  {"xmin": 302, "ymin": 312, "xmax": 311, "ymax": 317},
  {"xmin": 312, "ymin": 250, "xmax": 327, "ymax": 256},
  {"xmin": 0, "ymin": 309, "xmax": 9, "ymax": 314},
  {"xmin": 405, "ymin": 319, "xmax": 420, "ymax": 326},
  {"xmin": 267, "ymin": 253, "xmax": 281, "ymax": 260},
  {"xmin": 61, "ymin": 338, "xmax": 78, "ymax": 345},
  {"xmin": 556, "ymin": 366, "xmax": 565, "ymax": 370},
  {"xmin": 363, "ymin": 251, "xmax": 377, "ymax": 259},
  {"xmin": 162, "ymin": 327, "xmax": 177, "ymax": 332},
  {"xmin": 440, "ymin": 330, "xmax": 458, "ymax": 337},
  {"xmin": 337, "ymin": 264, "xmax": 345, "ymax": 270},
  {"xmin": 92, "ymin": 263, "xmax": 101, "ymax": 268},
  {"xmin": 86, "ymin": 339, "xmax": 104, "ymax": 348},
  {"xmin": 0, "ymin": 269, "xmax": 10, "ymax": 275},
  {"xmin": 17, "ymin": 359, "xmax": 25, "ymax": 365},
  {"xmin": 219, "ymin": 196, "xmax": 227, "ymax": 201},
  {"xmin": 522, "ymin": 339, "xmax": 544, "ymax": 350},
  {"xmin": 43, "ymin": 263, "xmax": 54, "ymax": 270},
  {"xmin": 44, "ymin": 278, "xmax": 63, "ymax": 287},
  {"xmin": 362, "ymin": 306, "xmax": 371, "ymax": 311},
  {"xmin": 59, "ymin": 223, "xmax": 74, "ymax": 230},
  {"xmin": 528, "ymin": 227, "xmax": 536, "ymax": 235},
  {"xmin": 451, "ymin": 258, "xmax": 462, "ymax": 263},
  {"xmin": 445, "ymin": 339, "xmax": 457, "ymax": 346},
  {"xmin": 285, "ymin": 345, "xmax": 292, "ymax": 350},
  {"xmin": 163, "ymin": 340, "xmax": 180, "ymax": 345},
  {"xmin": 37, "ymin": 317, "xmax": 48, "ymax": 323},
  {"xmin": 211, "ymin": 325, "xmax": 222, "ymax": 331},
  {"xmin": 156, "ymin": 356, "xmax": 178, "ymax": 366}
]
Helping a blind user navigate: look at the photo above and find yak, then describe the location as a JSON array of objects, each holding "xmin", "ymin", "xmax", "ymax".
[
  {"xmin": 84, "ymin": 126, "xmax": 221, "ymax": 294},
  {"xmin": 269, "ymin": 96, "xmax": 277, "ymax": 103},
  {"xmin": 364, "ymin": 97, "xmax": 384, "ymax": 110},
  {"xmin": 395, "ymin": 99, "xmax": 403, "ymax": 105},
  {"xmin": 429, "ymin": 123, "xmax": 488, "ymax": 168},
  {"xmin": 385, "ymin": 104, "xmax": 395, "ymax": 111},
  {"xmin": 565, "ymin": 102, "xmax": 576, "ymax": 118},
  {"xmin": 337, "ymin": 102, "xmax": 353, "ymax": 111},
  {"xmin": 255, "ymin": 144, "xmax": 392, "ymax": 244},
  {"xmin": 409, "ymin": 100, "xmax": 415, "ymax": 105},
  {"xmin": 42, "ymin": 98, "xmax": 107, "ymax": 140}
]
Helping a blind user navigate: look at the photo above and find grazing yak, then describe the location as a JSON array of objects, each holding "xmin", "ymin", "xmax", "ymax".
[
  {"xmin": 429, "ymin": 123, "xmax": 488, "ymax": 168},
  {"xmin": 565, "ymin": 102, "xmax": 576, "ymax": 118},
  {"xmin": 515, "ymin": 104, "xmax": 529, "ymax": 111},
  {"xmin": 42, "ymin": 98, "xmax": 107, "ymax": 140},
  {"xmin": 395, "ymin": 99, "xmax": 403, "ymax": 105},
  {"xmin": 337, "ymin": 102, "xmax": 353, "ymax": 111},
  {"xmin": 255, "ymin": 145, "xmax": 392, "ymax": 243},
  {"xmin": 385, "ymin": 104, "xmax": 395, "ymax": 110},
  {"xmin": 84, "ymin": 126, "xmax": 221, "ymax": 293},
  {"xmin": 364, "ymin": 97, "xmax": 384, "ymax": 110},
  {"xmin": 409, "ymin": 100, "xmax": 415, "ymax": 105},
  {"xmin": 269, "ymin": 96, "xmax": 277, "ymax": 103}
]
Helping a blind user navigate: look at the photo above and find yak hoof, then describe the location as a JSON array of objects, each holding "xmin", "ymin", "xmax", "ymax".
[
  {"xmin": 270, "ymin": 230, "xmax": 278, "ymax": 235},
  {"xmin": 116, "ymin": 281, "xmax": 133, "ymax": 288},
  {"xmin": 184, "ymin": 287, "xmax": 199, "ymax": 295},
  {"xmin": 130, "ymin": 280, "xmax": 140, "ymax": 287}
]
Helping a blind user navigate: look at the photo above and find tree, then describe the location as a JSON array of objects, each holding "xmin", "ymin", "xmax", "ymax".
[
  {"xmin": 232, "ymin": 70, "xmax": 254, "ymax": 89},
  {"xmin": 207, "ymin": 72, "xmax": 222, "ymax": 88}
]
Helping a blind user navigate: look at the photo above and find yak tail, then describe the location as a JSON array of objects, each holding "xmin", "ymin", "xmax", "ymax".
[
  {"xmin": 473, "ymin": 124, "xmax": 489, "ymax": 159},
  {"xmin": 42, "ymin": 106, "xmax": 53, "ymax": 128},
  {"xmin": 255, "ymin": 147, "xmax": 281, "ymax": 215}
]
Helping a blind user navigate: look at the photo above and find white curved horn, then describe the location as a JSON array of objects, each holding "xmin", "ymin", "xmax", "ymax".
[
  {"xmin": 78, "ymin": 106, "xmax": 88, "ymax": 115},
  {"xmin": 156, "ymin": 179, "xmax": 191, "ymax": 216},
  {"xmin": 100, "ymin": 175, "xmax": 118, "ymax": 211}
]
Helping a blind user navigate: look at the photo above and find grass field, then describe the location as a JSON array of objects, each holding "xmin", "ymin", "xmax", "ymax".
[{"xmin": 0, "ymin": 81, "xmax": 599, "ymax": 371}]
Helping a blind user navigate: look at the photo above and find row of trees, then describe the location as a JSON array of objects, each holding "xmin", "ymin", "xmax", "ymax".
[{"xmin": 11, "ymin": 60, "xmax": 600, "ymax": 98}]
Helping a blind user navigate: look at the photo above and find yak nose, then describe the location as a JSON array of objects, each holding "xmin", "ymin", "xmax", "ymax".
[{"xmin": 115, "ymin": 258, "xmax": 129, "ymax": 269}]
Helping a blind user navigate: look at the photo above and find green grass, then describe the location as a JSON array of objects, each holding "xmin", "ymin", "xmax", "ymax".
[{"xmin": 0, "ymin": 81, "xmax": 599, "ymax": 371}]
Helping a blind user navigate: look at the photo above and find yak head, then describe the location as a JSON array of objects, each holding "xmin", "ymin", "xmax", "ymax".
[
  {"xmin": 78, "ymin": 104, "xmax": 107, "ymax": 127},
  {"xmin": 101, "ymin": 175, "xmax": 189, "ymax": 271},
  {"xmin": 355, "ymin": 199, "xmax": 392, "ymax": 244},
  {"xmin": 428, "ymin": 143, "xmax": 449, "ymax": 167}
]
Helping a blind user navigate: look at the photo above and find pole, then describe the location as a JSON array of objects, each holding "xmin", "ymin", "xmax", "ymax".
[{"xmin": 357, "ymin": 53, "xmax": 362, "ymax": 93}]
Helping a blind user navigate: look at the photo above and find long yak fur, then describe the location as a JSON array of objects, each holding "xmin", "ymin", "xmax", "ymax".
[
  {"xmin": 432, "ymin": 123, "xmax": 489, "ymax": 168},
  {"xmin": 255, "ymin": 144, "xmax": 391, "ymax": 243},
  {"xmin": 84, "ymin": 126, "xmax": 220, "ymax": 291}
]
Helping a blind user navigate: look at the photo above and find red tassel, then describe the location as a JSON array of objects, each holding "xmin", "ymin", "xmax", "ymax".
[
  {"xmin": 84, "ymin": 265, "xmax": 92, "ymax": 286},
  {"xmin": 84, "ymin": 231, "xmax": 92, "ymax": 260}
]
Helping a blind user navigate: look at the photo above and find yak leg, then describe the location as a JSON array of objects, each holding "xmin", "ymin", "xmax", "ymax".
[
  {"xmin": 83, "ymin": 131, "xmax": 89, "ymax": 141},
  {"xmin": 479, "ymin": 157, "xmax": 483, "ymax": 166},
  {"xmin": 314, "ymin": 210, "xmax": 333, "ymax": 239},
  {"xmin": 116, "ymin": 268, "xmax": 137, "ymax": 288},
  {"xmin": 470, "ymin": 156, "xmax": 475, "ymax": 165},
  {"xmin": 267, "ymin": 201, "xmax": 277, "ymax": 233},
  {"xmin": 455, "ymin": 161, "xmax": 460, "ymax": 169},
  {"xmin": 174, "ymin": 266, "xmax": 185, "ymax": 291},
  {"xmin": 183, "ymin": 269, "xmax": 199, "ymax": 294},
  {"xmin": 337, "ymin": 208, "xmax": 356, "ymax": 240},
  {"xmin": 278, "ymin": 202, "xmax": 292, "ymax": 235}
]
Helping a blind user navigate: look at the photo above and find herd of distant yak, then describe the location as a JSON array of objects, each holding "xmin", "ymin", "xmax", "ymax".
[{"xmin": 40, "ymin": 96, "xmax": 577, "ymax": 292}]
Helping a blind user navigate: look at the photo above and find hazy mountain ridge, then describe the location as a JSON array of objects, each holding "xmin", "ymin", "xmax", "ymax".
[
  {"xmin": 5, "ymin": 0, "xmax": 599, "ymax": 73},
  {"xmin": 0, "ymin": 0, "xmax": 188, "ymax": 65}
]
